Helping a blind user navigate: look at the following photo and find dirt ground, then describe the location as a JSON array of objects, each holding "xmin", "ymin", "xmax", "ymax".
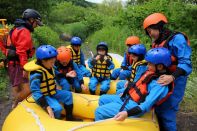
[
  {"xmin": 177, "ymin": 111, "xmax": 197, "ymax": 131},
  {"xmin": 0, "ymin": 91, "xmax": 197, "ymax": 131},
  {"xmin": 0, "ymin": 96, "xmax": 12, "ymax": 129}
]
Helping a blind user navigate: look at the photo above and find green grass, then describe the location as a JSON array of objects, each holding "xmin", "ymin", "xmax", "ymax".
[
  {"xmin": 180, "ymin": 72, "xmax": 197, "ymax": 112},
  {"xmin": 0, "ymin": 69, "xmax": 9, "ymax": 99}
]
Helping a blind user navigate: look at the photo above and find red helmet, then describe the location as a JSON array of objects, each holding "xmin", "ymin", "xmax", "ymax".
[
  {"xmin": 125, "ymin": 36, "xmax": 140, "ymax": 46},
  {"xmin": 57, "ymin": 46, "xmax": 72, "ymax": 63},
  {"xmin": 143, "ymin": 13, "xmax": 168, "ymax": 29}
]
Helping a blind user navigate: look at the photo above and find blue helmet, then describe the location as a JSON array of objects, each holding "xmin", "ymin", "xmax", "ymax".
[
  {"xmin": 145, "ymin": 47, "xmax": 171, "ymax": 67},
  {"xmin": 128, "ymin": 44, "xmax": 146, "ymax": 56},
  {"xmin": 36, "ymin": 45, "xmax": 58, "ymax": 60},
  {"xmin": 70, "ymin": 37, "xmax": 82, "ymax": 45},
  {"xmin": 96, "ymin": 42, "xmax": 108, "ymax": 52}
]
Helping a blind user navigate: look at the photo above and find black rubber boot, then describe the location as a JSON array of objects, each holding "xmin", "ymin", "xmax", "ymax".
[
  {"xmin": 89, "ymin": 90, "xmax": 96, "ymax": 95},
  {"xmin": 100, "ymin": 91, "xmax": 107, "ymax": 95},
  {"xmin": 75, "ymin": 89, "xmax": 82, "ymax": 93},
  {"xmin": 64, "ymin": 104, "xmax": 82, "ymax": 121}
]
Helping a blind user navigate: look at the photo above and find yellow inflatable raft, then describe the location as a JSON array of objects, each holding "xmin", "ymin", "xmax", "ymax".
[
  {"xmin": 3, "ymin": 53, "xmax": 159, "ymax": 130},
  {"xmin": 3, "ymin": 93, "xmax": 159, "ymax": 131}
]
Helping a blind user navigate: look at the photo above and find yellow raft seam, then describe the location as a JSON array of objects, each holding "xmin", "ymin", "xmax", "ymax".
[
  {"xmin": 75, "ymin": 93, "xmax": 99, "ymax": 106},
  {"xmin": 19, "ymin": 102, "xmax": 45, "ymax": 131}
]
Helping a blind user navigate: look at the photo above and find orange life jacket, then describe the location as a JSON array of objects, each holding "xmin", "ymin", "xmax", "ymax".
[
  {"xmin": 123, "ymin": 71, "xmax": 174, "ymax": 105},
  {"xmin": 152, "ymin": 32, "xmax": 190, "ymax": 72}
]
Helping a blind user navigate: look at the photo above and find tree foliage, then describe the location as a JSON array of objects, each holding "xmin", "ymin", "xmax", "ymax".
[{"xmin": 0, "ymin": 0, "xmax": 61, "ymax": 23}]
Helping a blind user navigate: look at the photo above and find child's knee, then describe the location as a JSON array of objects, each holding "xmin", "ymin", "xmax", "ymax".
[
  {"xmin": 99, "ymin": 95, "xmax": 109, "ymax": 105},
  {"xmin": 95, "ymin": 107, "xmax": 103, "ymax": 121}
]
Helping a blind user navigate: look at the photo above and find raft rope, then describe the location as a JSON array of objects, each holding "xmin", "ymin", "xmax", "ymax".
[
  {"xmin": 68, "ymin": 116, "xmax": 157, "ymax": 131},
  {"xmin": 68, "ymin": 118, "xmax": 114, "ymax": 131},
  {"xmin": 20, "ymin": 102, "xmax": 45, "ymax": 131},
  {"xmin": 75, "ymin": 93, "xmax": 99, "ymax": 106}
]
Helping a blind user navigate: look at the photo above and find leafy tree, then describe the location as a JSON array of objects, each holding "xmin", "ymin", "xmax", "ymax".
[
  {"xmin": 64, "ymin": 0, "xmax": 95, "ymax": 7},
  {"xmin": 48, "ymin": 2, "xmax": 86, "ymax": 24},
  {"xmin": 0, "ymin": 0, "xmax": 61, "ymax": 23}
]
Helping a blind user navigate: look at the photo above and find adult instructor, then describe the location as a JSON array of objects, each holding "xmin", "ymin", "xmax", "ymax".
[
  {"xmin": 6, "ymin": 9, "xmax": 43, "ymax": 108},
  {"xmin": 143, "ymin": 13, "xmax": 192, "ymax": 131}
]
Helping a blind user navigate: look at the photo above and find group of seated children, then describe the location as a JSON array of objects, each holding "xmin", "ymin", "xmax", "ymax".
[{"xmin": 27, "ymin": 36, "xmax": 173, "ymax": 122}]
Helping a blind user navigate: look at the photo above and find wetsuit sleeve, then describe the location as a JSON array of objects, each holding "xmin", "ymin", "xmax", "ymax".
[
  {"xmin": 80, "ymin": 50, "xmax": 86, "ymax": 66},
  {"xmin": 127, "ymin": 106, "xmax": 142, "ymax": 116},
  {"xmin": 107, "ymin": 58, "xmax": 115, "ymax": 70},
  {"xmin": 121, "ymin": 53, "xmax": 128, "ymax": 67},
  {"xmin": 73, "ymin": 62, "xmax": 84, "ymax": 85},
  {"xmin": 169, "ymin": 34, "xmax": 192, "ymax": 76},
  {"xmin": 133, "ymin": 65, "xmax": 148, "ymax": 82},
  {"xmin": 30, "ymin": 72, "xmax": 49, "ymax": 109},
  {"xmin": 88, "ymin": 58, "xmax": 95, "ymax": 69},
  {"xmin": 55, "ymin": 68, "xmax": 70, "ymax": 91},
  {"xmin": 138, "ymin": 80, "xmax": 169, "ymax": 113}
]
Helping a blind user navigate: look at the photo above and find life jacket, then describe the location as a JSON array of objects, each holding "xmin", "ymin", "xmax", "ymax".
[
  {"xmin": 129, "ymin": 60, "xmax": 147, "ymax": 82},
  {"xmin": 125, "ymin": 52, "xmax": 133, "ymax": 66},
  {"xmin": 122, "ymin": 71, "xmax": 174, "ymax": 105},
  {"xmin": 1, "ymin": 27, "xmax": 35, "ymax": 63},
  {"xmin": 92, "ymin": 55, "xmax": 112, "ymax": 78},
  {"xmin": 56, "ymin": 61, "xmax": 73, "ymax": 76},
  {"xmin": 66, "ymin": 45, "xmax": 81, "ymax": 65},
  {"xmin": 152, "ymin": 32, "xmax": 190, "ymax": 72},
  {"xmin": 4, "ymin": 28, "xmax": 19, "ymax": 62},
  {"xmin": 24, "ymin": 60, "xmax": 56, "ymax": 96}
]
